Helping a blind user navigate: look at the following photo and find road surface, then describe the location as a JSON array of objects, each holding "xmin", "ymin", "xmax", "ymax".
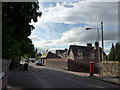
[{"xmin": 7, "ymin": 62, "xmax": 119, "ymax": 89}]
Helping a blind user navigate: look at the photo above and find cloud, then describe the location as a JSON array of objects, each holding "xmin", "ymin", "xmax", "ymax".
[
  {"xmin": 104, "ymin": 30, "xmax": 118, "ymax": 41},
  {"xmin": 84, "ymin": 0, "xmax": 119, "ymax": 2},
  {"xmin": 104, "ymin": 48, "xmax": 111, "ymax": 55},
  {"xmin": 39, "ymin": 0, "xmax": 119, "ymax": 2},
  {"xmin": 32, "ymin": 26, "xmax": 118, "ymax": 50},
  {"xmin": 58, "ymin": 27, "xmax": 118, "ymax": 43},
  {"xmin": 35, "ymin": 1, "xmax": 118, "ymax": 27},
  {"xmin": 28, "ymin": 35, "xmax": 40, "ymax": 40},
  {"xmin": 30, "ymin": 1, "xmax": 118, "ymax": 54}
]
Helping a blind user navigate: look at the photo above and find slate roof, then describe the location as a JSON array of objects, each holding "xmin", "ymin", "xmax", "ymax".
[
  {"xmin": 91, "ymin": 47, "xmax": 106, "ymax": 55},
  {"xmin": 56, "ymin": 49, "xmax": 68, "ymax": 55},
  {"xmin": 68, "ymin": 45, "xmax": 106, "ymax": 56},
  {"xmin": 41, "ymin": 52, "xmax": 61, "ymax": 59},
  {"xmin": 57, "ymin": 50, "xmax": 65, "ymax": 54},
  {"xmin": 68, "ymin": 45, "xmax": 94, "ymax": 56}
]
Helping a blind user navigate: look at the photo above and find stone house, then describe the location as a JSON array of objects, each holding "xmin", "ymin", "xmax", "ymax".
[
  {"xmin": 40, "ymin": 51, "xmax": 61, "ymax": 65},
  {"xmin": 68, "ymin": 42, "xmax": 106, "ymax": 73},
  {"xmin": 56, "ymin": 49, "xmax": 68, "ymax": 58}
]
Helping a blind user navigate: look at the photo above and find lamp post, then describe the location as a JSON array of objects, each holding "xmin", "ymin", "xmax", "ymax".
[
  {"xmin": 86, "ymin": 27, "xmax": 100, "ymax": 74},
  {"xmin": 86, "ymin": 28, "xmax": 100, "ymax": 62},
  {"xmin": 86, "ymin": 22, "xmax": 104, "ymax": 62}
]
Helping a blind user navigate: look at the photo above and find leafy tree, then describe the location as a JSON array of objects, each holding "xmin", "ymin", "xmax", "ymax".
[{"xmin": 2, "ymin": 2, "xmax": 42, "ymax": 69}]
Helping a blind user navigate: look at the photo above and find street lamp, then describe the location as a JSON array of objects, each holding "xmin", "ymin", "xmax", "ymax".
[
  {"xmin": 86, "ymin": 28, "xmax": 99, "ymax": 42},
  {"xmin": 86, "ymin": 28, "xmax": 100, "ymax": 74},
  {"xmin": 86, "ymin": 22, "xmax": 104, "ymax": 62},
  {"xmin": 86, "ymin": 28, "xmax": 100, "ymax": 62}
]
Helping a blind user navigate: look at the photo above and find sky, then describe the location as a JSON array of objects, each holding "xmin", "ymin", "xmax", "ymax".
[{"xmin": 29, "ymin": 0, "xmax": 119, "ymax": 54}]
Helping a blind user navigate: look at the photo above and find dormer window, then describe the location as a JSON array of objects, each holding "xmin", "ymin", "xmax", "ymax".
[
  {"xmin": 77, "ymin": 50, "xmax": 83, "ymax": 59},
  {"xmin": 91, "ymin": 54, "xmax": 95, "ymax": 59}
]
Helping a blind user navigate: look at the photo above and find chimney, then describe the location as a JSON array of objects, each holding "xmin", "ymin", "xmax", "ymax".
[
  {"xmin": 56, "ymin": 50, "xmax": 58, "ymax": 54},
  {"xmin": 87, "ymin": 43, "xmax": 92, "ymax": 47},
  {"xmin": 65, "ymin": 49, "xmax": 68, "ymax": 51},
  {"xmin": 95, "ymin": 41, "xmax": 99, "ymax": 47}
]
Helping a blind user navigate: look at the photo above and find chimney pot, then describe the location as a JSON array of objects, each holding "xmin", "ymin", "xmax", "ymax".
[
  {"xmin": 95, "ymin": 41, "xmax": 99, "ymax": 47},
  {"xmin": 87, "ymin": 43, "xmax": 92, "ymax": 47}
]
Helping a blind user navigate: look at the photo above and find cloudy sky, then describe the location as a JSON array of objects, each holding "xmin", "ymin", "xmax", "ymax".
[{"xmin": 29, "ymin": 0, "xmax": 119, "ymax": 54}]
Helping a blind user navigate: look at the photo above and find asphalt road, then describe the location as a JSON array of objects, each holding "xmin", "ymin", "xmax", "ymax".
[{"xmin": 7, "ymin": 62, "xmax": 120, "ymax": 89}]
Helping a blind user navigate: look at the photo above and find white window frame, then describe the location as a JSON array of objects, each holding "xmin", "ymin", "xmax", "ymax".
[
  {"xmin": 77, "ymin": 50, "xmax": 83, "ymax": 59},
  {"xmin": 91, "ymin": 54, "xmax": 95, "ymax": 59},
  {"xmin": 77, "ymin": 53, "xmax": 83, "ymax": 59}
]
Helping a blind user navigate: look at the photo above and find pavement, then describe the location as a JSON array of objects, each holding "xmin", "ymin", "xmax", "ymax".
[
  {"xmin": 55, "ymin": 70, "xmax": 119, "ymax": 86},
  {"xmin": 90, "ymin": 76, "xmax": 120, "ymax": 86},
  {"xmin": 53, "ymin": 69, "xmax": 120, "ymax": 86}
]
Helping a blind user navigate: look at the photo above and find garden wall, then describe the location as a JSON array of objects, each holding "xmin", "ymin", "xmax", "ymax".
[{"xmin": 100, "ymin": 61, "xmax": 120, "ymax": 77}]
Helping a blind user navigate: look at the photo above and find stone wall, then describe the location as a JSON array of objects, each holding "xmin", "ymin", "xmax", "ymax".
[
  {"xmin": 100, "ymin": 61, "xmax": 120, "ymax": 77},
  {"xmin": 68, "ymin": 59, "xmax": 99, "ymax": 73},
  {"xmin": 45, "ymin": 59, "xmax": 68, "ymax": 70},
  {"xmin": 0, "ymin": 59, "xmax": 10, "ymax": 89}
]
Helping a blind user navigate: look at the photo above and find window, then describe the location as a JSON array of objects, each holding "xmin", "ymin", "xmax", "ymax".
[
  {"xmin": 77, "ymin": 50, "xmax": 83, "ymax": 59},
  {"xmin": 77, "ymin": 53, "xmax": 83, "ymax": 59},
  {"xmin": 78, "ymin": 50, "xmax": 82, "ymax": 53},
  {"xmin": 91, "ymin": 54, "xmax": 95, "ymax": 59}
]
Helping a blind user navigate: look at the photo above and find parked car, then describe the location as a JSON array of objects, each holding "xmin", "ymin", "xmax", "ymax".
[
  {"xmin": 36, "ymin": 60, "xmax": 42, "ymax": 65},
  {"xmin": 29, "ymin": 58, "xmax": 35, "ymax": 63},
  {"xmin": 25, "ymin": 60, "xmax": 29, "ymax": 63}
]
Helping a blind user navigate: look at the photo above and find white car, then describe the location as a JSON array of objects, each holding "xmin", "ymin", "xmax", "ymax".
[
  {"xmin": 29, "ymin": 58, "xmax": 35, "ymax": 63},
  {"xmin": 36, "ymin": 59, "xmax": 42, "ymax": 65}
]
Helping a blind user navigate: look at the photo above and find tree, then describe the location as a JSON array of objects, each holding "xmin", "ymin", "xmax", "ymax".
[
  {"xmin": 114, "ymin": 42, "xmax": 120, "ymax": 61},
  {"xmin": 108, "ymin": 43, "xmax": 115, "ymax": 61},
  {"xmin": 2, "ymin": 2, "xmax": 42, "ymax": 69},
  {"xmin": 108, "ymin": 42, "xmax": 120, "ymax": 61}
]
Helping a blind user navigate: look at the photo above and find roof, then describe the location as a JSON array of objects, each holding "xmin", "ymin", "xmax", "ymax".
[
  {"xmin": 91, "ymin": 47, "xmax": 106, "ymax": 55},
  {"xmin": 36, "ymin": 53, "xmax": 42, "ymax": 58},
  {"xmin": 40, "ymin": 52, "xmax": 49, "ymax": 59},
  {"xmin": 40, "ymin": 52, "xmax": 61, "ymax": 59},
  {"xmin": 68, "ymin": 45, "xmax": 106, "ymax": 56},
  {"xmin": 36, "ymin": 53, "xmax": 42, "ymax": 56},
  {"xmin": 59, "ymin": 50, "xmax": 65, "ymax": 53},
  {"xmin": 68, "ymin": 45, "xmax": 94, "ymax": 56},
  {"xmin": 56, "ymin": 49, "xmax": 68, "ymax": 54}
]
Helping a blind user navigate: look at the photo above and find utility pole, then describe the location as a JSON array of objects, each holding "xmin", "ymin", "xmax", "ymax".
[
  {"xmin": 97, "ymin": 28, "xmax": 100, "ymax": 63},
  {"xmin": 101, "ymin": 22, "xmax": 104, "ymax": 61}
]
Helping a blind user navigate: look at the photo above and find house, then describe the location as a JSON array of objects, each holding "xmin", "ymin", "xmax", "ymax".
[
  {"xmin": 68, "ymin": 42, "xmax": 106, "ymax": 73},
  {"xmin": 35, "ymin": 53, "xmax": 42, "ymax": 59},
  {"xmin": 56, "ymin": 49, "xmax": 68, "ymax": 58},
  {"xmin": 36, "ymin": 53, "xmax": 42, "ymax": 57},
  {"xmin": 40, "ymin": 51, "xmax": 61, "ymax": 65}
]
